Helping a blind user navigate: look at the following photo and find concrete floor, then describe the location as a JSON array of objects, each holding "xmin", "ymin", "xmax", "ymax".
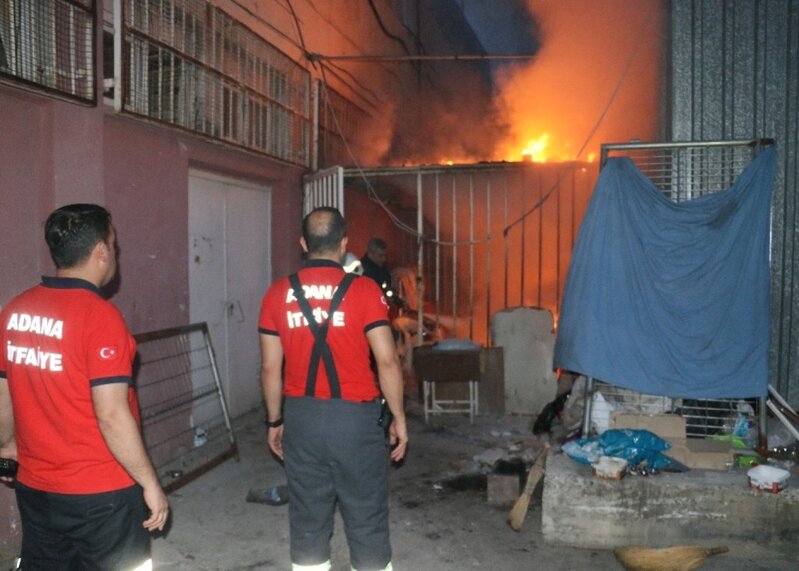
[{"xmin": 152, "ymin": 404, "xmax": 798, "ymax": 570}]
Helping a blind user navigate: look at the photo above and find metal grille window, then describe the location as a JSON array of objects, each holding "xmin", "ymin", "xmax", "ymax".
[
  {"xmin": 115, "ymin": 0, "xmax": 311, "ymax": 166},
  {"xmin": 600, "ymin": 141, "xmax": 766, "ymax": 201},
  {"xmin": 0, "ymin": 0, "xmax": 95, "ymax": 103},
  {"xmin": 316, "ymin": 81, "xmax": 373, "ymax": 169}
]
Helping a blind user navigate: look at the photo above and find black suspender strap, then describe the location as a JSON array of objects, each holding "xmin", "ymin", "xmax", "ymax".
[{"xmin": 288, "ymin": 272, "xmax": 356, "ymax": 399}]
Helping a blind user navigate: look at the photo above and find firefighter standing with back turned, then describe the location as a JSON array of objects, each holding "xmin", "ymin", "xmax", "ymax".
[
  {"xmin": 0, "ymin": 203, "xmax": 168, "ymax": 570},
  {"xmin": 258, "ymin": 207, "xmax": 408, "ymax": 571}
]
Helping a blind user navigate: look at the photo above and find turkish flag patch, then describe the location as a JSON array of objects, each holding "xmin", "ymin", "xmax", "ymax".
[{"xmin": 98, "ymin": 346, "xmax": 118, "ymax": 360}]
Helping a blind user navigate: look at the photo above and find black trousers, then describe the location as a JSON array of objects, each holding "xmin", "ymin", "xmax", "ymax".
[
  {"xmin": 284, "ymin": 397, "xmax": 392, "ymax": 570},
  {"xmin": 15, "ymin": 482, "xmax": 151, "ymax": 571}
]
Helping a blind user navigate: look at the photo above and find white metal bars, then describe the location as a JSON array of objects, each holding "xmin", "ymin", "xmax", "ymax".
[
  {"xmin": 114, "ymin": 0, "xmax": 311, "ymax": 166},
  {"xmin": 343, "ymin": 161, "xmax": 597, "ymax": 346},
  {"xmin": 303, "ymin": 165, "xmax": 344, "ymax": 216},
  {"xmin": 600, "ymin": 139, "xmax": 773, "ymax": 201},
  {"xmin": 0, "ymin": 0, "xmax": 95, "ymax": 103},
  {"xmin": 314, "ymin": 79, "xmax": 373, "ymax": 170}
]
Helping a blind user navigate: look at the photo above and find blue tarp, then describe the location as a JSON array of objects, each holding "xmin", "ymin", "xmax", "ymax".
[{"xmin": 554, "ymin": 146, "xmax": 776, "ymax": 398}]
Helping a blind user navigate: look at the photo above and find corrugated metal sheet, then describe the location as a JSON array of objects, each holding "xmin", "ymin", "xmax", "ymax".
[{"xmin": 670, "ymin": 0, "xmax": 799, "ymax": 407}]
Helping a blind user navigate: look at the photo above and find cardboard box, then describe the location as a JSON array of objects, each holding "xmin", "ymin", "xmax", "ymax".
[
  {"xmin": 609, "ymin": 412, "xmax": 686, "ymax": 440},
  {"xmin": 609, "ymin": 412, "xmax": 733, "ymax": 470},
  {"xmin": 665, "ymin": 437, "xmax": 734, "ymax": 471}
]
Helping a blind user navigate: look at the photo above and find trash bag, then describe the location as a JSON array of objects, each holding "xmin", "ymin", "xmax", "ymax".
[{"xmin": 563, "ymin": 428, "xmax": 673, "ymax": 470}]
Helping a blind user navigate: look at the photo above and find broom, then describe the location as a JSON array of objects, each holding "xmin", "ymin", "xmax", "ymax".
[
  {"xmin": 507, "ymin": 443, "xmax": 550, "ymax": 531},
  {"xmin": 614, "ymin": 545, "xmax": 729, "ymax": 571}
]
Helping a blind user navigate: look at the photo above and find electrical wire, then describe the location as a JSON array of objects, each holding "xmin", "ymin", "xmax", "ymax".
[
  {"xmin": 298, "ymin": 3, "xmax": 656, "ymax": 248},
  {"xmin": 366, "ymin": 0, "xmax": 413, "ymax": 56}
]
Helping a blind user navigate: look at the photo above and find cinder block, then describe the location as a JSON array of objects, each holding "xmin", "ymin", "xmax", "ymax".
[{"xmin": 487, "ymin": 473, "xmax": 520, "ymax": 506}]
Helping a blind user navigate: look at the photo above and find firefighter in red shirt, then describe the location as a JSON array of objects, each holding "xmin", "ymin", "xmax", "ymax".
[
  {"xmin": 259, "ymin": 207, "xmax": 408, "ymax": 571},
  {"xmin": 0, "ymin": 204, "xmax": 168, "ymax": 570}
]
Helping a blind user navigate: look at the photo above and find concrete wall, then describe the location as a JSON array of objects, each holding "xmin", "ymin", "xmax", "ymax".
[
  {"xmin": 542, "ymin": 453, "xmax": 799, "ymax": 553},
  {"xmin": 0, "ymin": 86, "xmax": 303, "ymax": 332}
]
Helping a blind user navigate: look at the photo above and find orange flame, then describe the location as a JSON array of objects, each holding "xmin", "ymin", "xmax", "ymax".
[
  {"xmin": 495, "ymin": 0, "xmax": 663, "ymax": 164},
  {"xmin": 521, "ymin": 134, "xmax": 550, "ymax": 162}
]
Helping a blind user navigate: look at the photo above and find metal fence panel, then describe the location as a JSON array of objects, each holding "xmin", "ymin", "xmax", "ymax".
[
  {"xmin": 343, "ymin": 161, "xmax": 597, "ymax": 346},
  {"xmin": 134, "ymin": 322, "xmax": 238, "ymax": 493}
]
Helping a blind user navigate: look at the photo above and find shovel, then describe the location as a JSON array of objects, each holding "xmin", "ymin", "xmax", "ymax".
[{"xmin": 613, "ymin": 545, "xmax": 729, "ymax": 571}]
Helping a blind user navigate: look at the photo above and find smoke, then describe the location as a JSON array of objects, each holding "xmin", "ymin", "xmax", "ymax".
[
  {"xmin": 491, "ymin": 0, "xmax": 664, "ymax": 162},
  {"xmin": 387, "ymin": 70, "xmax": 509, "ymax": 165}
]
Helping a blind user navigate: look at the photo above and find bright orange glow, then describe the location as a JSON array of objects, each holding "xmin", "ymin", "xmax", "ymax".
[
  {"xmin": 521, "ymin": 134, "xmax": 550, "ymax": 162},
  {"xmin": 494, "ymin": 0, "xmax": 662, "ymax": 164}
]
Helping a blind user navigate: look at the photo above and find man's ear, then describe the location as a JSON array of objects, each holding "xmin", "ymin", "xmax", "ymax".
[
  {"xmin": 93, "ymin": 240, "xmax": 109, "ymax": 263},
  {"xmin": 340, "ymin": 237, "xmax": 349, "ymax": 252},
  {"xmin": 299, "ymin": 237, "xmax": 309, "ymax": 253}
]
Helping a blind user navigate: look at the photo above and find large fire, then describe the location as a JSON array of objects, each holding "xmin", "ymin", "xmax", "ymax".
[
  {"xmin": 521, "ymin": 134, "xmax": 549, "ymax": 162},
  {"xmin": 494, "ymin": 0, "xmax": 663, "ymax": 164}
]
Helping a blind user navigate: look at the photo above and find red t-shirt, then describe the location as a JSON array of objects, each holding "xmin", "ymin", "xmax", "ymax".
[
  {"xmin": 0, "ymin": 277, "xmax": 138, "ymax": 494},
  {"xmin": 258, "ymin": 260, "xmax": 391, "ymax": 402}
]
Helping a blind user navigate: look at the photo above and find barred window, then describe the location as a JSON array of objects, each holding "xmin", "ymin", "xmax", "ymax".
[
  {"xmin": 115, "ymin": 0, "xmax": 311, "ymax": 167},
  {"xmin": 0, "ymin": 0, "xmax": 95, "ymax": 104},
  {"xmin": 317, "ymin": 81, "xmax": 373, "ymax": 168}
]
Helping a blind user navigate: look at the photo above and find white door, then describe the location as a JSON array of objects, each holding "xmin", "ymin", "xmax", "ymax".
[{"xmin": 189, "ymin": 170, "xmax": 271, "ymax": 419}]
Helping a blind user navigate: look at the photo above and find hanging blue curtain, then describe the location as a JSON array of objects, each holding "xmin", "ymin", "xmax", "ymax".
[{"xmin": 554, "ymin": 146, "xmax": 776, "ymax": 398}]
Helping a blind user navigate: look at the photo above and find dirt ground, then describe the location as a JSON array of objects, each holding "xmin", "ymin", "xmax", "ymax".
[{"xmin": 151, "ymin": 402, "xmax": 797, "ymax": 571}]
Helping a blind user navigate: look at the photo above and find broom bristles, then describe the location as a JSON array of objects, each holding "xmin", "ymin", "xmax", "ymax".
[{"xmin": 614, "ymin": 545, "xmax": 729, "ymax": 571}]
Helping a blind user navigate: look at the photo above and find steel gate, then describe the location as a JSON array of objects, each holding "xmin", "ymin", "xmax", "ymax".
[{"xmin": 342, "ymin": 160, "xmax": 598, "ymax": 346}]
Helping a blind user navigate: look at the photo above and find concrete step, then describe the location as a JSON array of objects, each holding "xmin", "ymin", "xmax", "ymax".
[{"xmin": 542, "ymin": 451, "xmax": 799, "ymax": 554}]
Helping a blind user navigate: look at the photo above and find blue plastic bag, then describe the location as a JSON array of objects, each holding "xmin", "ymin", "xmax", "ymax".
[{"xmin": 563, "ymin": 428, "xmax": 672, "ymax": 470}]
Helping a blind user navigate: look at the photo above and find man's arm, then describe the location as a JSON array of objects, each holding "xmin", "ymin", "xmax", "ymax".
[
  {"xmin": 92, "ymin": 383, "xmax": 169, "ymax": 531},
  {"xmin": 366, "ymin": 325, "xmax": 408, "ymax": 462},
  {"xmin": 260, "ymin": 333, "xmax": 285, "ymax": 459}
]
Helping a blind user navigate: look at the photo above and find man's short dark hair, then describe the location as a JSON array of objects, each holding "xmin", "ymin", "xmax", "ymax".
[
  {"xmin": 44, "ymin": 204, "xmax": 112, "ymax": 269},
  {"xmin": 302, "ymin": 207, "xmax": 346, "ymax": 255},
  {"xmin": 367, "ymin": 237, "xmax": 387, "ymax": 252}
]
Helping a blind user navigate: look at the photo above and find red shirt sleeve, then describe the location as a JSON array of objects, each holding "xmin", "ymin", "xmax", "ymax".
[
  {"xmin": 357, "ymin": 277, "xmax": 391, "ymax": 330},
  {"xmin": 258, "ymin": 279, "xmax": 285, "ymax": 335},
  {"xmin": 85, "ymin": 303, "xmax": 135, "ymax": 384}
]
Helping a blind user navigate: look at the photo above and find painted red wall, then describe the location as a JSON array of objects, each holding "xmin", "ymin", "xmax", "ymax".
[
  {"xmin": 102, "ymin": 115, "xmax": 304, "ymax": 332},
  {"xmin": 0, "ymin": 90, "xmax": 55, "ymax": 299},
  {"xmin": 0, "ymin": 85, "xmax": 304, "ymax": 554}
]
